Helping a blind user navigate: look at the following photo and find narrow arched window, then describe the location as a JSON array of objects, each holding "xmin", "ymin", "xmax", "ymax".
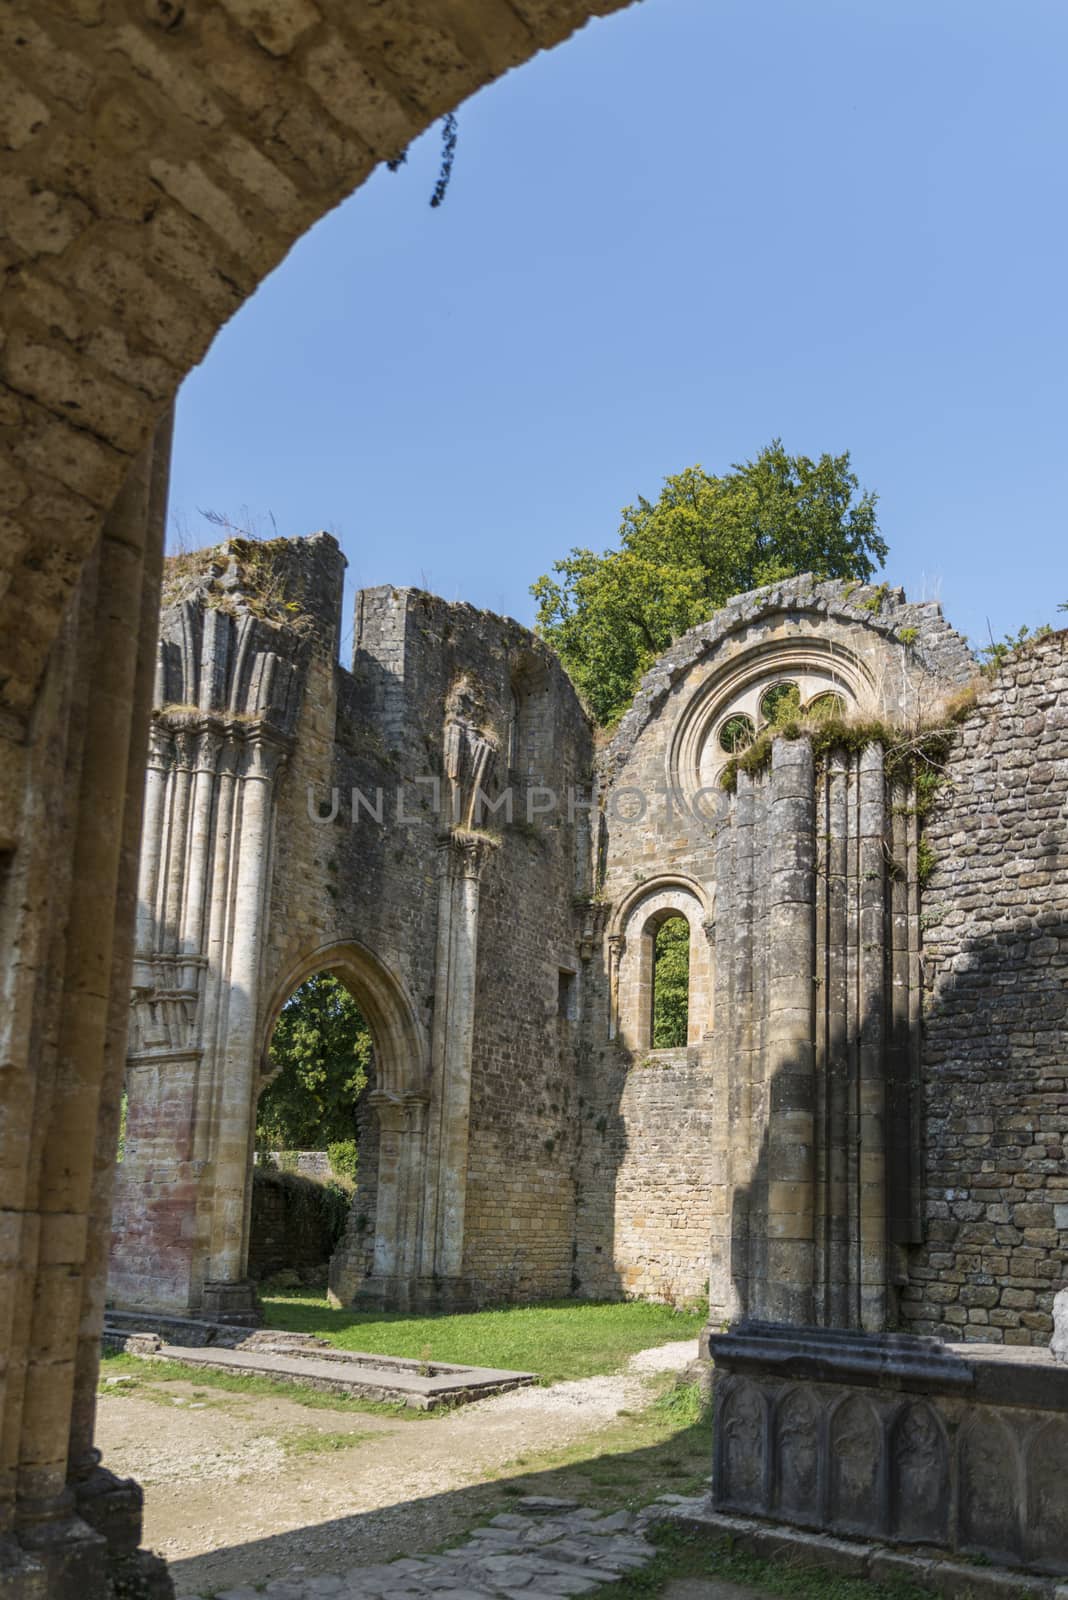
[
  {"xmin": 649, "ymin": 914, "xmax": 690, "ymax": 1048},
  {"xmin": 507, "ymin": 686, "xmax": 521, "ymax": 771}
]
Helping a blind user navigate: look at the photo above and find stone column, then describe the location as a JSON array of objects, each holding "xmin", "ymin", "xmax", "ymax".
[
  {"xmin": 202, "ymin": 734, "xmax": 284, "ymax": 1321},
  {"xmin": 824, "ymin": 749, "xmax": 851, "ymax": 1327},
  {"xmin": 67, "ymin": 412, "xmax": 171, "ymax": 1593},
  {"xmin": 606, "ymin": 933, "xmax": 625, "ymax": 1041},
  {"xmin": 764, "ymin": 739, "xmax": 817, "ymax": 1325},
  {"xmin": 161, "ymin": 730, "xmax": 194, "ymax": 954},
  {"xmin": 11, "ymin": 414, "xmax": 173, "ymax": 1599},
  {"xmin": 368, "ymin": 1092, "xmax": 428, "ymax": 1301},
  {"xmin": 417, "ymin": 831, "xmax": 497, "ymax": 1300},
  {"xmin": 134, "ymin": 725, "xmax": 172, "ymax": 958},
  {"xmin": 178, "ymin": 730, "xmax": 222, "ymax": 980},
  {"xmin": 857, "ymin": 744, "xmax": 888, "ymax": 1332}
]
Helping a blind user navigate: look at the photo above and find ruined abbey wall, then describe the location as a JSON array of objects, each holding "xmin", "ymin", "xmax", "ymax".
[
  {"xmin": 577, "ymin": 579, "xmax": 977, "ymax": 1320},
  {"xmin": 112, "ymin": 535, "xmax": 592, "ymax": 1317},
  {"xmin": 110, "ymin": 550, "xmax": 1068, "ymax": 1344},
  {"xmin": 905, "ymin": 634, "xmax": 1068, "ymax": 1343}
]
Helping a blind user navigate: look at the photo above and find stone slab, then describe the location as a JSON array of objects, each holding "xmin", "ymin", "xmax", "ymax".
[{"xmin": 107, "ymin": 1330, "xmax": 535, "ymax": 1408}]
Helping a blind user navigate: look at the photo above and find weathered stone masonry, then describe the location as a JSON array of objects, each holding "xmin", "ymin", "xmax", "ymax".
[
  {"xmin": 904, "ymin": 635, "xmax": 1068, "ymax": 1343},
  {"xmin": 112, "ymin": 558, "xmax": 1068, "ymax": 1352},
  {"xmin": 2, "ymin": 6, "xmax": 1065, "ymax": 1594},
  {"xmin": 111, "ymin": 535, "xmax": 592, "ymax": 1317},
  {"xmin": 2, "ymin": 7, "xmax": 634, "ymax": 1595}
]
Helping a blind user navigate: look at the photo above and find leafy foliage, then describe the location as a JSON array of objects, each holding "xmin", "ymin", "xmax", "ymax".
[
  {"xmin": 327, "ymin": 1139, "xmax": 359, "ymax": 1184},
  {"xmin": 257, "ymin": 974, "xmax": 371, "ymax": 1152},
  {"xmin": 978, "ymin": 619, "xmax": 1053, "ymax": 673},
  {"xmin": 532, "ymin": 440, "xmax": 886, "ymax": 725},
  {"xmin": 652, "ymin": 917, "xmax": 690, "ymax": 1049}
]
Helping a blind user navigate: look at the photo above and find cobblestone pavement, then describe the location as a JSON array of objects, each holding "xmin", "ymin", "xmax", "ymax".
[{"xmin": 188, "ymin": 1494, "xmax": 710, "ymax": 1600}]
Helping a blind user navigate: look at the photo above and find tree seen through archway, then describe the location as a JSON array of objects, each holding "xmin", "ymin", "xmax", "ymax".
[
  {"xmin": 652, "ymin": 917, "xmax": 690, "ymax": 1049},
  {"xmin": 258, "ymin": 973, "xmax": 371, "ymax": 1178}
]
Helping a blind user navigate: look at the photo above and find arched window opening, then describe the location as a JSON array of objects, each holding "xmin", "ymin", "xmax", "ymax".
[
  {"xmin": 806, "ymin": 690, "xmax": 846, "ymax": 720},
  {"xmin": 650, "ymin": 914, "xmax": 690, "ymax": 1048},
  {"xmin": 252, "ymin": 972, "xmax": 372, "ymax": 1291},
  {"xmin": 759, "ymin": 680, "xmax": 801, "ymax": 725},
  {"xmin": 507, "ymin": 685, "xmax": 521, "ymax": 772},
  {"xmin": 719, "ymin": 713, "xmax": 756, "ymax": 754}
]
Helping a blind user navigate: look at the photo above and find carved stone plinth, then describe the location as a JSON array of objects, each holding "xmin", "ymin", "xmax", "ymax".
[{"xmin": 706, "ymin": 1322, "xmax": 1068, "ymax": 1577}]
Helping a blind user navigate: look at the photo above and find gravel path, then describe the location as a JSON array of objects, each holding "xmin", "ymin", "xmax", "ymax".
[{"xmin": 97, "ymin": 1340, "xmax": 700, "ymax": 1594}]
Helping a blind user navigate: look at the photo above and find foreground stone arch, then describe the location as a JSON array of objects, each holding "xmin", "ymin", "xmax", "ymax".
[
  {"xmin": 0, "ymin": 0, "xmax": 633, "ymax": 732},
  {"xmin": 0, "ymin": 6, "xmax": 636, "ymax": 1594}
]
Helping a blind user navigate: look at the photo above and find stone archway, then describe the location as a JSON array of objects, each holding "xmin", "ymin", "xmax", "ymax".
[
  {"xmin": 259, "ymin": 941, "xmax": 429, "ymax": 1308},
  {"xmin": 0, "ymin": 0, "xmax": 635, "ymax": 736},
  {"xmin": 0, "ymin": 6, "xmax": 638, "ymax": 1594}
]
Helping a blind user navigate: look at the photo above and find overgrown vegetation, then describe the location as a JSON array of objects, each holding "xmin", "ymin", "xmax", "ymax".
[
  {"xmin": 532, "ymin": 441, "xmax": 885, "ymax": 725},
  {"xmin": 252, "ymin": 1164, "xmax": 351, "ymax": 1257},
  {"xmin": 161, "ymin": 526, "xmax": 313, "ymax": 635},
  {"xmin": 259, "ymin": 1295, "xmax": 706, "ymax": 1384},
  {"xmin": 717, "ymin": 684, "xmax": 981, "ymax": 889}
]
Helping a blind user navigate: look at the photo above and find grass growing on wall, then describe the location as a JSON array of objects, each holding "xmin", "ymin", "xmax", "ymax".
[{"xmin": 259, "ymin": 1294, "xmax": 705, "ymax": 1383}]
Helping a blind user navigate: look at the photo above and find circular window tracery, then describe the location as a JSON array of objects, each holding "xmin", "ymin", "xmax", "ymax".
[
  {"xmin": 806, "ymin": 690, "xmax": 846, "ymax": 720},
  {"xmin": 718, "ymin": 713, "xmax": 756, "ymax": 753},
  {"xmin": 759, "ymin": 681, "xmax": 801, "ymax": 725},
  {"xmin": 669, "ymin": 637, "xmax": 871, "ymax": 812}
]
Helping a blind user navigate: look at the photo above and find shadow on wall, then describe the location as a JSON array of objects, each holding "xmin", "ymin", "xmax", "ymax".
[{"xmin": 723, "ymin": 913, "xmax": 1068, "ymax": 1342}]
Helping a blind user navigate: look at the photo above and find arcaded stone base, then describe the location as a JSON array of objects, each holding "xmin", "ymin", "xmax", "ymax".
[
  {"xmin": 650, "ymin": 1502, "xmax": 1065, "ymax": 1600},
  {"xmin": 706, "ymin": 1322, "xmax": 1068, "ymax": 1577}
]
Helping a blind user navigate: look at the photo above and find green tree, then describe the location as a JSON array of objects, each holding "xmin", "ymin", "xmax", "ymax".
[
  {"xmin": 652, "ymin": 917, "xmax": 690, "ymax": 1049},
  {"xmin": 532, "ymin": 440, "xmax": 886, "ymax": 725},
  {"xmin": 257, "ymin": 974, "xmax": 371, "ymax": 1152}
]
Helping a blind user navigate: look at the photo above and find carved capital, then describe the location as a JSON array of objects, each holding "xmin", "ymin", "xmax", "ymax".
[
  {"xmin": 439, "ymin": 828, "xmax": 498, "ymax": 882},
  {"xmin": 146, "ymin": 722, "xmax": 173, "ymax": 771},
  {"xmin": 368, "ymin": 1088, "xmax": 429, "ymax": 1134},
  {"xmin": 172, "ymin": 728, "xmax": 196, "ymax": 769},
  {"xmin": 242, "ymin": 733, "xmax": 286, "ymax": 784},
  {"xmin": 193, "ymin": 727, "xmax": 223, "ymax": 773},
  {"xmin": 575, "ymin": 898, "xmax": 609, "ymax": 962},
  {"xmin": 701, "ymin": 914, "xmax": 717, "ymax": 946}
]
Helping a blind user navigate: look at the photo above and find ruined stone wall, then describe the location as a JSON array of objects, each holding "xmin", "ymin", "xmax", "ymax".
[
  {"xmin": 575, "ymin": 1050, "xmax": 717, "ymax": 1304},
  {"xmin": 905, "ymin": 633, "xmax": 1068, "ymax": 1345},
  {"xmin": 247, "ymin": 1168, "xmax": 342, "ymax": 1283},
  {"xmin": 114, "ymin": 540, "xmax": 595, "ymax": 1315},
  {"xmin": 582, "ymin": 577, "xmax": 974, "ymax": 1315}
]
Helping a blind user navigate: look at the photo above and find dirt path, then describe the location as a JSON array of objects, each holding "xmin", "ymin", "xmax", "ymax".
[{"xmin": 97, "ymin": 1340, "xmax": 699, "ymax": 1594}]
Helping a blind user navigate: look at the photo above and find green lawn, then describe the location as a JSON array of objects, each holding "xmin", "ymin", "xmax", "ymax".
[{"xmin": 259, "ymin": 1294, "xmax": 705, "ymax": 1383}]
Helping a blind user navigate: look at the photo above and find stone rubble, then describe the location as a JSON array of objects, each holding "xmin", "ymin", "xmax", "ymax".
[{"xmin": 187, "ymin": 1495, "xmax": 710, "ymax": 1600}]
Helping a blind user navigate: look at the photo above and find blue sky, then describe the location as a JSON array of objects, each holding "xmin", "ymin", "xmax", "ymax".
[{"xmin": 170, "ymin": 0, "xmax": 1067, "ymax": 665}]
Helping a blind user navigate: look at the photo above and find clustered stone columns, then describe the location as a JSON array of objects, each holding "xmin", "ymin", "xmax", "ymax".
[
  {"xmin": 106, "ymin": 539, "xmax": 333, "ymax": 1324},
  {"xmin": 708, "ymin": 736, "xmax": 922, "ymax": 1333},
  {"xmin": 356, "ymin": 827, "xmax": 497, "ymax": 1310},
  {"xmin": 0, "ymin": 415, "xmax": 174, "ymax": 1600},
  {"xmin": 110, "ymin": 719, "xmax": 290, "ymax": 1323}
]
